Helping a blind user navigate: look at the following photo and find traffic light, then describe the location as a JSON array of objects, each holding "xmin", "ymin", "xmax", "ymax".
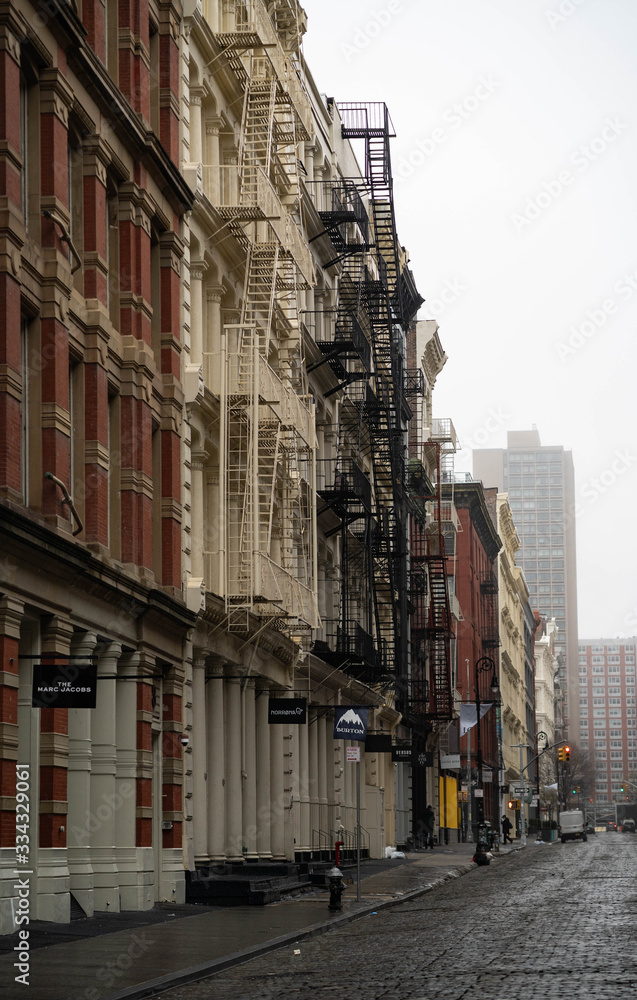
[
  {"xmin": 558, "ymin": 747, "xmax": 565, "ymax": 762},
  {"xmin": 620, "ymin": 784, "xmax": 624, "ymax": 792},
  {"xmin": 508, "ymin": 800, "xmax": 513, "ymax": 809},
  {"xmin": 564, "ymin": 745, "xmax": 571, "ymax": 762}
]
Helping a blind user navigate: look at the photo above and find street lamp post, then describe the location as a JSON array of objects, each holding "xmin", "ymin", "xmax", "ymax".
[{"xmin": 474, "ymin": 656, "xmax": 499, "ymax": 847}]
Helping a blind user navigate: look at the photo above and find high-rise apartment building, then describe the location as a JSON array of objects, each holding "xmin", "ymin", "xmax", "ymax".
[
  {"xmin": 473, "ymin": 429, "xmax": 579, "ymax": 738},
  {"xmin": 577, "ymin": 638, "xmax": 637, "ymax": 804}
]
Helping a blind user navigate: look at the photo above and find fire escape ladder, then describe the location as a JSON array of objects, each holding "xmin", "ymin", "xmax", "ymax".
[
  {"xmin": 425, "ymin": 549, "xmax": 453, "ymax": 719},
  {"xmin": 218, "ymin": 1, "xmax": 318, "ymax": 638},
  {"xmin": 480, "ymin": 571, "xmax": 501, "ymax": 650}
]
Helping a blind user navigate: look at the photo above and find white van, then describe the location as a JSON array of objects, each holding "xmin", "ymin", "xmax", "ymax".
[{"xmin": 559, "ymin": 809, "xmax": 588, "ymax": 843}]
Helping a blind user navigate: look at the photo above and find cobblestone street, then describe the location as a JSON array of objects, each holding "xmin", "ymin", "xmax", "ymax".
[{"xmin": 158, "ymin": 835, "xmax": 637, "ymax": 1000}]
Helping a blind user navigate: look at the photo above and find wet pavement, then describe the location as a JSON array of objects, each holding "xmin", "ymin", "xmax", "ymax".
[{"xmin": 0, "ymin": 840, "xmax": 521, "ymax": 1000}]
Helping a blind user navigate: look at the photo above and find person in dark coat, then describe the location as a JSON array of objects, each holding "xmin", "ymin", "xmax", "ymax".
[
  {"xmin": 423, "ymin": 805, "xmax": 435, "ymax": 849},
  {"xmin": 501, "ymin": 814, "xmax": 513, "ymax": 844}
]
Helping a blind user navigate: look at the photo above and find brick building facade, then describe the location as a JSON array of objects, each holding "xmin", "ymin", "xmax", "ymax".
[{"xmin": 0, "ymin": 0, "xmax": 194, "ymax": 928}]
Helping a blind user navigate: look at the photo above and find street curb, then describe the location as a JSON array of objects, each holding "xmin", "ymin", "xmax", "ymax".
[{"xmin": 107, "ymin": 859, "xmax": 483, "ymax": 1000}]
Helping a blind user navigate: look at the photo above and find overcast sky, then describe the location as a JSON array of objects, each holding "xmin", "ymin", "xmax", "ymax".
[{"xmin": 301, "ymin": 0, "xmax": 637, "ymax": 638}]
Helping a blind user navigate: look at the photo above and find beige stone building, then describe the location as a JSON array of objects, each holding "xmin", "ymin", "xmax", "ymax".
[
  {"xmin": 495, "ymin": 493, "xmax": 533, "ymax": 830},
  {"xmin": 180, "ymin": 0, "xmax": 422, "ymax": 873}
]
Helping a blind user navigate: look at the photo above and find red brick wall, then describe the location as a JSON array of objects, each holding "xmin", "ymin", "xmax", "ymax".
[{"xmin": 0, "ymin": 34, "xmax": 23, "ymax": 499}]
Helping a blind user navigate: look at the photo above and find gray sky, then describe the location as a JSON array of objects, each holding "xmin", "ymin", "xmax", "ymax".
[{"xmin": 301, "ymin": 0, "xmax": 637, "ymax": 638}]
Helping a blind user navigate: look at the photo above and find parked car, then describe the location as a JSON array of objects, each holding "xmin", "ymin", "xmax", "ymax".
[
  {"xmin": 607, "ymin": 821, "xmax": 618, "ymax": 831},
  {"xmin": 621, "ymin": 818, "xmax": 635, "ymax": 833}
]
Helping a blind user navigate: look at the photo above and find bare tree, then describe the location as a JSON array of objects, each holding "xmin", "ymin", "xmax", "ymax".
[{"xmin": 538, "ymin": 742, "xmax": 594, "ymax": 814}]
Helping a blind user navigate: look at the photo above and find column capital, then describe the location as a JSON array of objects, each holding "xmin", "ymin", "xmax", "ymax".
[
  {"xmin": 0, "ymin": 594, "xmax": 24, "ymax": 639},
  {"xmin": 41, "ymin": 614, "xmax": 75, "ymax": 655}
]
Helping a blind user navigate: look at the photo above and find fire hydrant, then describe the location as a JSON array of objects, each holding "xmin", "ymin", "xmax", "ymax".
[{"xmin": 327, "ymin": 866, "xmax": 345, "ymax": 911}]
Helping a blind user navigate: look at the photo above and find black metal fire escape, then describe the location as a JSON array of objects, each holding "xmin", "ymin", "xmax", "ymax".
[{"xmin": 310, "ymin": 102, "xmax": 422, "ymax": 687}]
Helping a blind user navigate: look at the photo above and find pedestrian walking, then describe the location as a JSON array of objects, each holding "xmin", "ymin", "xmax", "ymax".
[
  {"xmin": 501, "ymin": 814, "xmax": 513, "ymax": 844},
  {"xmin": 423, "ymin": 804, "xmax": 435, "ymax": 849}
]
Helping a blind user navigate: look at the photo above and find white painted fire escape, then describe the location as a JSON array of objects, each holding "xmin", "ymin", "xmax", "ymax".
[{"xmin": 212, "ymin": 0, "xmax": 319, "ymax": 634}]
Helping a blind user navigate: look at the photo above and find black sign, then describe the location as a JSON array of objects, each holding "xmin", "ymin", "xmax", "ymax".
[
  {"xmin": 365, "ymin": 734, "xmax": 393, "ymax": 753},
  {"xmin": 268, "ymin": 698, "xmax": 307, "ymax": 724},
  {"xmin": 32, "ymin": 661, "xmax": 97, "ymax": 708},
  {"xmin": 392, "ymin": 745, "xmax": 413, "ymax": 763},
  {"xmin": 334, "ymin": 706, "xmax": 368, "ymax": 742}
]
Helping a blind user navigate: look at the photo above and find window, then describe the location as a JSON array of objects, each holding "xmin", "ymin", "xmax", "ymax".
[
  {"xmin": 594, "ymin": 729, "xmax": 606, "ymax": 736},
  {"xmin": 592, "ymin": 646, "xmax": 604, "ymax": 653},
  {"xmin": 592, "ymin": 656, "xmax": 605, "ymax": 664},
  {"xmin": 610, "ymin": 751, "xmax": 623, "ymax": 759},
  {"xmin": 593, "ymin": 698, "xmax": 606, "ymax": 705},
  {"xmin": 626, "ymin": 688, "xmax": 635, "ymax": 695},
  {"xmin": 627, "ymin": 698, "xmax": 636, "ymax": 706},
  {"xmin": 592, "ymin": 666, "xmax": 604, "ymax": 674},
  {"xmin": 594, "ymin": 741, "xmax": 607, "ymax": 749},
  {"xmin": 626, "ymin": 664, "xmax": 635, "ymax": 674},
  {"xmin": 608, "ymin": 687, "xmax": 621, "ymax": 695},
  {"xmin": 609, "ymin": 709, "xmax": 621, "ymax": 716},
  {"xmin": 608, "ymin": 665, "xmax": 620, "ymax": 674},
  {"xmin": 579, "ymin": 698, "xmax": 588, "ymax": 706},
  {"xmin": 593, "ymin": 709, "xmax": 606, "ymax": 717},
  {"xmin": 609, "ymin": 730, "xmax": 622, "ymax": 736},
  {"xmin": 610, "ymin": 740, "xmax": 623, "ymax": 748},
  {"xmin": 608, "ymin": 655, "xmax": 620, "ymax": 663}
]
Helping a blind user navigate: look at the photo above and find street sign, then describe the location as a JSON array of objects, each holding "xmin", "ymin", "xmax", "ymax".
[
  {"xmin": 474, "ymin": 789, "xmax": 484, "ymax": 798},
  {"xmin": 440, "ymin": 754, "xmax": 461, "ymax": 769},
  {"xmin": 268, "ymin": 698, "xmax": 307, "ymax": 724},
  {"xmin": 346, "ymin": 746, "xmax": 360, "ymax": 762}
]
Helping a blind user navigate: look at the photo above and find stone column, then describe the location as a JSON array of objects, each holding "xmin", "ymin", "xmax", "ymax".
[
  {"xmin": 205, "ymin": 118, "xmax": 223, "ymax": 203},
  {"xmin": 189, "ymin": 262, "xmax": 206, "ymax": 367},
  {"xmin": 242, "ymin": 679, "xmax": 258, "ymax": 860},
  {"xmin": 67, "ymin": 630, "xmax": 98, "ymax": 917},
  {"xmin": 89, "ymin": 642, "xmax": 121, "ymax": 912},
  {"xmin": 205, "ymin": 286, "xmax": 223, "ymax": 393},
  {"xmin": 115, "ymin": 651, "xmax": 140, "ymax": 910},
  {"xmin": 189, "ymin": 90, "xmax": 203, "ymax": 165},
  {"xmin": 38, "ymin": 614, "xmax": 74, "ymax": 923},
  {"xmin": 297, "ymin": 712, "xmax": 310, "ymax": 856},
  {"xmin": 317, "ymin": 713, "xmax": 328, "ymax": 848},
  {"xmin": 225, "ymin": 676, "xmax": 243, "ymax": 861},
  {"xmin": 0, "ymin": 595, "xmax": 24, "ymax": 936},
  {"xmin": 255, "ymin": 682, "xmax": 272, "ymax": 859},
  {"xmin": 206, "ymin": 661, "xmax": 226, "ymax": 861},
  {"xmin": 308, "ymin": 708, "xmax": 319, "ymax": 855},
  {"xmin": 269, "ymin": 714, "xmax": 286, "ymax": 861},
  {"xmin": 191, "ymin": 653, "xmax": 208, "ymax": 865},
  {"xmin": 190, "ymin": 451, "xmax": 206, "ymax": 580}
]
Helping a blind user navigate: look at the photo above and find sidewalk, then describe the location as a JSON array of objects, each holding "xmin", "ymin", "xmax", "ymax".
[{"xmin": 1, "ymin": 842, "xmax": 522, "ymax": 1000}]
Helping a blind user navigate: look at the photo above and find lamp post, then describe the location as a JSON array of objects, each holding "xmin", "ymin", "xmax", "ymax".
[{"xmin": 475, "ymin": 656, "xmax": 499, "ymax": 846}]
